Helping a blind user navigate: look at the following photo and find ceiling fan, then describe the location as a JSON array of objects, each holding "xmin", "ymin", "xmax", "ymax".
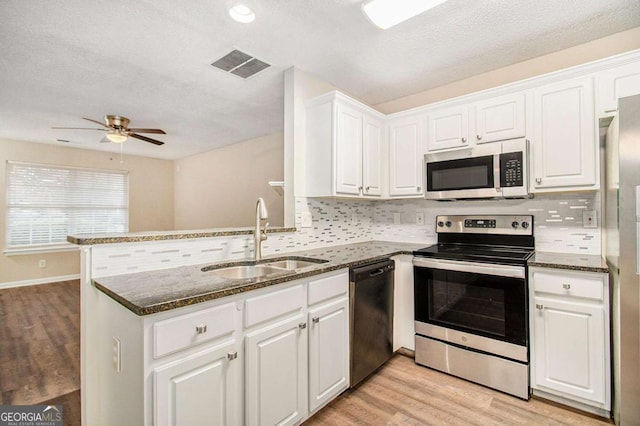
[{"xmin": 52, "ymin": 115, "xmax": 166, "ymax": 145}]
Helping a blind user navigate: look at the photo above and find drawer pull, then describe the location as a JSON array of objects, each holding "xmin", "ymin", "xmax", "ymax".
[
  {"xmin": 476, "ymin": 134, "xmax": 482, "ymax": 140},
  {"xmin": 312, "ymin": 317, "xmax": 320, "ymax": 324},
  {"xmin": 195, "ymin": 324, "xmax": 208, "ymax": 334},
  {"xmin": 536, "ymin": 304, "xmax": 544, "ymax": 310},
  {"xmin": 227, "ymin": 351, "xmax": 237, "ymax": 361},
  {"xmin": 461, "ymin": 137, "xmax": 467, "ymax": 143},
  {"xmin": 298, "ymin": 322, "xmax": 307, "ymax": 330},
  {"xmin": 535, "ymin": 178, "xmax": 542, "ymax": 184},
  {"xmin": 562, "ymin": 283, "xmax": 571, "ymax": 290}
]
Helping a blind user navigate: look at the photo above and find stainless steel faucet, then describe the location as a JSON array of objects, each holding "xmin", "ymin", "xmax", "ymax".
[{"xmin": 254, "ymin": 197, "xmax": 269, "ymax": 261}]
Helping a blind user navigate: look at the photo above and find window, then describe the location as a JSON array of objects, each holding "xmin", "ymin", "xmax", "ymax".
[{"xmin": 6, "ymin": 161, "xmax": 129, "ymax": 250}]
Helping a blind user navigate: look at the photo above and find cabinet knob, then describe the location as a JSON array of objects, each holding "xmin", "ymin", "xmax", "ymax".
[
  {"xmin": 535, "ymin": 178, "xmax": 542, "ymax": 184},
  {"xmin": 562, "ymin": 283, "xmax": 571, "ymax": 290},
  {"xmin": 195, "ymin": 324, "xmax": 207, "ymax": 334},
  {"xmin": 298, "ymin": 322, "xmax": 307, "ymax": 330},
  {"xmin": 366, "ymin": 186, "xmax": 370, "ymax": 192},
  {"xmin": 358, "ymin": 186, "xmax": 363, "ymax": 193},
  {"xmin": 536, "ymin": 304, "xmax": 544, "ymax": 310},
  {"xmin": 461, "ymin": 137, "xmax": 467, "ymax": 143},
  {"xmin": 227, "ymin": 351, "xmax": 238, "ymax": 361},
  {"xmin": 312, "ymin": 317, "xmax": 320, "ymax": 324},
  {"xmin": 476, "ymin": 134, "xmax": 482, "ymax": 140}
]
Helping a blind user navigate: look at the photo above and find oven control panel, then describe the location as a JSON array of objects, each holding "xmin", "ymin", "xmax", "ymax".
[
  {"xmin": 464, "ymin": 219, "xmax": 496, "ymax": 228},
  {"xmin": 436, "ymin": 215, "xmax": 533, "ymax": 235}
]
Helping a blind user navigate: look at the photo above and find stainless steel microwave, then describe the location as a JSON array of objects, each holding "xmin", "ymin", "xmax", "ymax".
[{"xmin": 424, "ymin": 138, "xmax": 530, "ymax": 200}]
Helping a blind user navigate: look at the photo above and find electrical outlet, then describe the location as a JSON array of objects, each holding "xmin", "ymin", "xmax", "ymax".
[
  {"xmin": 112, "ymin": 337, "xmax": 121, "ymax": 373},
  {"xmin": 393, "ymin": 213, "xmax": 401, "ymax": 224},
  {"xmin": 583, "ymin": 210, "xmax": 597, "ymax": 228},
  {"xmin": 300, "ymin": 212, "xmax": 312, "ymax": 228},
  {"xmin": 416, "ymin": 212, "xmax": 425, "ymax": 225},
  {"xmin": 38, "ymin": 259, "xmax": 46, "ymax": 268},
  {"xmin": 352, "ymin": 213, "xmax": 358, "ymax": 225}
]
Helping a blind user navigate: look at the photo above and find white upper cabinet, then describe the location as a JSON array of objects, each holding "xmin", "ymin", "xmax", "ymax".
[
  {"xmin": 388, "ymin": 113, "xmax": 425, "ymax": 197},
  {"xmin": 532, "ymin": 77, "xmax": 597, "ymax": 191},
  {"xmin": 305, "ymin": 92, "xmax": 385, "ymax": 198},
  {"xmin": 426, "ymin": 105, "xmax": 469, "ymax": 151},
  {"xmin": 597, "ymin": 61, "xmax": 640, "ymax": 115},
  {"xmin": 474, "ymin": 92, "xmax": 526, "ymax": 143}
]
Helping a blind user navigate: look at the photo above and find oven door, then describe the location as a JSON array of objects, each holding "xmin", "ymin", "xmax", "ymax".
[
  {"xmin": 413, "ymin": 257, "xmax": 527, "ymax": 349},
  {"xmin": 425, "ymin": 153, "xmax": 500, "ymax": 200}
]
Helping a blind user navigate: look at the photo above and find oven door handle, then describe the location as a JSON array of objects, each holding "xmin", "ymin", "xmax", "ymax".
[{"xmin": 412, "ymin": 257, "xmax": 525, "ymax": 279}]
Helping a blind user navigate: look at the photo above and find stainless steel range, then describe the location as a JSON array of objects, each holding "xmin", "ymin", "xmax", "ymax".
[{"xmin": 413, "ymin": 215, "xmax": 534, "ymax": 399}]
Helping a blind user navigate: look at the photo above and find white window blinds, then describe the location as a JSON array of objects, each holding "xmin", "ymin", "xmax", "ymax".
[{"xmin": 6, "ymin": 161, "xmax": 129, "ymax": 248}]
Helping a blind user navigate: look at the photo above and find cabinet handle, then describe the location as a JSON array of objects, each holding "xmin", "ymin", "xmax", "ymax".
[
  {"xmin": 461, "ymin": 137, "xmax": 467, "ymax": 143},
  {"xmin": 366, "ymin": 186, "xmax": 370, "ymax": 192},
  {"xmin": 227, "ymin": 351, "xmax": 238, "ymax": 361},
  {"xmin": 536, "ymin": 304, "xmax": 544, "ymax": 310},
  {"xmin": 312, "ymin": 317, "xmax": 320, "ymax": 324},
  {"xmin": 298, "ymin": 322, "xmax": 307, "ymax": 330},
  {"xmin": 535, "ymin": 178, "xmax": 542, "ymax": 184},
  {"xmin": 195, "ymin": 324, "xmax": 207, "ymax": 334},
  {"xmin": 562, "ymin": 283, "xmax": 571, "ymax": 290},
  {"xmin": 476, "ymin": 135, "xmax": 482, "ymax": 140},
  {"xmin": 604, "ymin": 109, "xmax": 617, "ymax": 113},
  {"xmin": 417, "ymin": 186, "xmax": 421, "ymax": 192}
]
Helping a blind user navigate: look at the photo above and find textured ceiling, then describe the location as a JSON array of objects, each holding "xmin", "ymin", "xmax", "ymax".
[{"xmin": 0, "ymin": 0, "xmax": 638, "ymax": 160}]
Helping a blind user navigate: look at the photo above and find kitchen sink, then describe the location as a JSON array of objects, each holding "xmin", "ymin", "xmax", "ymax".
[{"xmin": 201, "ymin": 256, "xmax": 328, "ymax": 279}]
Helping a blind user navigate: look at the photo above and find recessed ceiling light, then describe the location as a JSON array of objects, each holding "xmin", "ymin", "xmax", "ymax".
[
  {"xmin": 229, "ymin": 4, "xmax": 256, "ymax": 23},
  {"xmin": 362, "ymin": 0, "xmax": 448, "ymax": 30}
]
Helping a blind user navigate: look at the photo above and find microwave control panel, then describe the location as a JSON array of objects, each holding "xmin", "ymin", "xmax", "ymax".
[{"xmin": 500, "ymin": 152, "xmax": 523, "ymax": 187}]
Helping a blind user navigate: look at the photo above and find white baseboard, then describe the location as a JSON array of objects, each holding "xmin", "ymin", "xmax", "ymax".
[{"xmin": 0, "ymin": 274, "xmax": 80, "ymax": 289}]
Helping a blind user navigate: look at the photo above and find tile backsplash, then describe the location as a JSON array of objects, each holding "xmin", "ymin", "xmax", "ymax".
[{"xmin": 91, "ymin": 193, "xmax": 601, "ymax": 277}]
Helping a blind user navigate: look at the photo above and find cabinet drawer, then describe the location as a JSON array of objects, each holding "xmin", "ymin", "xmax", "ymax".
[
  {"xmin": 308, "ymin": 271, "xmax": 348, "ymax": 305},
  {"xmin": 153, "ymin": 302, "xmax": 236, "ymax": 358},
  {"xmin": 245, "ymin": 284, "xmax": 304, "ymax": 328},
  {"xmin": 532, "ymin": 270, "xmax": 604, "ymax": 301}
]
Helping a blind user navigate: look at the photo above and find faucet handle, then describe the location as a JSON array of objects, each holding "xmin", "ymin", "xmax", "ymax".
[{"xmin": 262, "ymin": 222, "xmax": 269, "ymax": 240}]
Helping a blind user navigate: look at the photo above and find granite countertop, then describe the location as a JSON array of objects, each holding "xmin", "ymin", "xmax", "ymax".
[
  {"xmin": 528, "ymin": 251, "xmax": 609, "ymax": 273},
  {"xmin": 94, "ymin": 241, "xmax": 425, "ymax": 316},
  {"xmin": 68, "ymin": 226, "xmax": 296, "ymax": 245}
]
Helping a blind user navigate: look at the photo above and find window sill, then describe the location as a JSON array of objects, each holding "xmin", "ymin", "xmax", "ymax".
[{"xmin": 4, "ymin": 244, "xmax": 80, "ymax": 256}]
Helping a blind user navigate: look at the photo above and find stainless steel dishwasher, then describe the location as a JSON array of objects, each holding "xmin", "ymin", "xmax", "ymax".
[{"xmin": 349, "ymin": 259, "xmax": 395, "ymax": 387}]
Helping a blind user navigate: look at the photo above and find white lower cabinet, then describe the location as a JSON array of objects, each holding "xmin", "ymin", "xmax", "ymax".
[
  {"xmin": 529, "ymin": 267, "xmax": 610, "ymax": 416},
  {"xmin": 97, "ymin": 269, "xmax": 349, "ymax": 426},
  {"xmin": 245, "ymin": 315, "xmax": 307, "ymax": 426},
  {"xmin": 154, "ymin": 340, "xmax": 240, "ymax": 426}
]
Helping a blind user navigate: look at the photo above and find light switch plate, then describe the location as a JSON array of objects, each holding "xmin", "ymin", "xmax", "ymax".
[
  {"xmin": 583, "ymin": 210, "xmax": 597, "ymax": 228},
  {"xmin": 300, "ymin": 212, "xmax": 312, "ymax": 228}
]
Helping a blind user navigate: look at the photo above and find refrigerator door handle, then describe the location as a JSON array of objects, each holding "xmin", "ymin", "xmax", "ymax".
[{"xmin": 636, "ymin": 186, "xmax": 640, "ymax": 275}]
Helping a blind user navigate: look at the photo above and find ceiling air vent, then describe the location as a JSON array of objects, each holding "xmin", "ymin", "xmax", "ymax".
[{"xmin": 211, "ymin": 49, "xmax": 270, "ymax": 79}]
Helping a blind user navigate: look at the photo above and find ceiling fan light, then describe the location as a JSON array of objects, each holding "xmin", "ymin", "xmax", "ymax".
[
  {"xmin": 106, "ymin": 130, "xmax": 128, "ymax": 143},
  {"xmin": 229, "ymin": 4, "xmax": 256, "ymax": 23},
  {"xmin": 362, "ymin": 0, "xmax": 448, "ymax": 29}
]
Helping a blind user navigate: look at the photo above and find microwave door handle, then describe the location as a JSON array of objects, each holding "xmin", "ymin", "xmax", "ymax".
[
  {"xmin": 493, "ymin": 154, "xmax": 501, "ymax": 190},
  {"xmin": 412, "ymin": 257, "xmax": 525, "ymax": 279}
]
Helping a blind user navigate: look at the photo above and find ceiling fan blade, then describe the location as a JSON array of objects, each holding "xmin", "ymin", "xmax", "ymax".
[
  {"xmin": 128, "ymin": 133, "xmax": 165, "ymax": 146},
  {"xmin": 52, "ymin": 127, "xmax": 105, "ymax": 130},
  {"xmin": 128, "ymin": 128, "xmax": 166, "ymax": 134},
  {"xmin": 82, "ymin": 117, "xmax": 109, "ymax": 127}
]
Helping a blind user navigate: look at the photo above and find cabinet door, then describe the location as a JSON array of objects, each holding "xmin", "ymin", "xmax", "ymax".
[
  {"xmin": 154, "ymin": 340, "xmax": 240, "ymax": 426},
  {"xmin": 308, "ymin": 297, "xmax": 349, "ymax": 413},
  {"xmin": 532, "ymin": 296, "xmax": 606, "ymax": 405},
  {"xmin": 427, "ymin": 106, "xmax": 469, "ymax": 151},
  {"xmin": 598, "ymin": 61, "xmax": 640, "ymax": 115},
  {"xmin": 532, "ymin": 77, "xmax": 596, "ymax": 190},
  {"xmin": 335, "ymin": 103, "xmax": 363, "ymax": 195},
  {"xmin": 245, "ymin": 315, "xmax": 307, "ymax": 426},
  {"xmin": 474, "ymin": 93, "xmax": 526, "ymax": 143},
  {"xmin": 362, "ymin": 116, "xmax": 383, "ymax": 197},
  {"xmin": 388, "ymin": 115, "xmax": 424, "ymax": 197}
]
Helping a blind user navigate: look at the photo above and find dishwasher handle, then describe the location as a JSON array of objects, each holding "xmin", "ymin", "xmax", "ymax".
[{"xmin": 350, "ymin": 259, "xmax": 395, "ymax": 282}]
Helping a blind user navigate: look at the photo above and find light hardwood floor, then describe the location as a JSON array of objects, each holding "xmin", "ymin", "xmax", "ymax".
[{"xmin": 305, "ymin": 355, "xmax": 612, "ymax": 426}]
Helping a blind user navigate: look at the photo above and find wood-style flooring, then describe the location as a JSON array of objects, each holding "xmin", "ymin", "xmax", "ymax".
[
  {"xmin": 305, "ymin": 355, "xmax": 612, "ymax": 426},
  {"xmin": 0, "ymin": 279, "xmax": 80, "ymax": 424}
]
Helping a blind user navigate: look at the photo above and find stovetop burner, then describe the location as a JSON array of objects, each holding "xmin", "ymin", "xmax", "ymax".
[{"xmin": 413, "ymin": 214, "xmax": 535, "ymax": 266}]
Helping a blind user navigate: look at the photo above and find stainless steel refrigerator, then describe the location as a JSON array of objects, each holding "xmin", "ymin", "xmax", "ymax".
[{"xmin": 604, "ymin": 94, "xmax": 640, "ymax": 425}]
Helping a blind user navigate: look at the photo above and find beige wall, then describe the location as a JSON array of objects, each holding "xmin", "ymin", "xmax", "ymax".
[
  {"xmin": 174, "ymin": 132, "xmax": 284, "ymax": 228},
  {"xmin": 376, "ymin": 27, "xmax": 640, "ymax": 114},
  {"xmin": 0, "ymin": 138, "xmax": 174, "ymax": 284}
]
